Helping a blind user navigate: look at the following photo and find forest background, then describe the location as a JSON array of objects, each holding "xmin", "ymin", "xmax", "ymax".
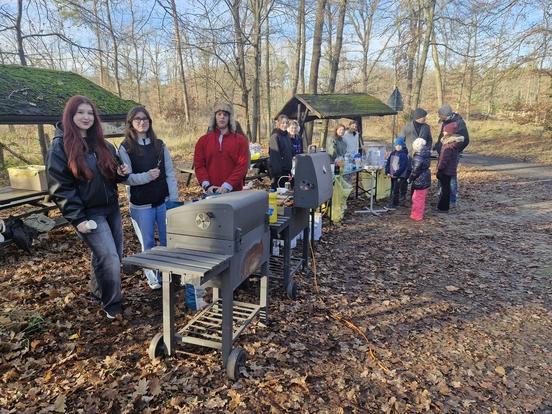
[{"xmin": 0, "ymin": 0, "xmax": 551, "ymax": 171}]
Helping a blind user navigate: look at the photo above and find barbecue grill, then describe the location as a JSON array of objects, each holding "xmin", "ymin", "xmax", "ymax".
[
  {"xmin": 265, "ymin": 150, "xmax": 333, "ymax": 298},
  {"xmin": 293, "ymin": 151, "xmax": 333, "ymax": 209},
  {"xmin": 122, "ymin": 191, "xmax": 270, "ymax": 380}
]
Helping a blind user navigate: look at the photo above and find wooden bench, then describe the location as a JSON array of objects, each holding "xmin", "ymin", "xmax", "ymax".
[
  {"xmin": 176, "ymin": 157, "xmax": 269, "ymax": 188},
  {"xmin": 0, "ymin": 186, "xmax": 68, "ymax": 249}
]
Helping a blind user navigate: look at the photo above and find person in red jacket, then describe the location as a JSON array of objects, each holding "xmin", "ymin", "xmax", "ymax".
[{"xmin": 194, "ymin": 102, "xmax": 249, "ymax": 193}]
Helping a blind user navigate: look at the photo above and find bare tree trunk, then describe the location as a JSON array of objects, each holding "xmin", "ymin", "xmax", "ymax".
[
  {"xmin": 129, "ymin": 0, "xmax": 142, "ymax": 102},
  {"xmin": 16, "ymin": 0, "xmax": 27, "ymax": 65},
  {"xmin": 92, "ymin": 0, "xmax": 106, "ymax": 86},
  {"xmin": 412, "ymin": 0, "xmax": 436, "ymax": 109},
  {"xmin": 264, "ymin": 0, "xmax": 272, "ymax": 140},
  {"xmin": 306, "ymin": 0, "xmax": 327, "ymax": 145},
  {"xmin": 309, "ymin": 0, "xmax": 327, "ymax": 95},
  {"xmin": 292, "ymin": 0, "xmax": 304, "ymax": 96},
  {"xmin": 431, "ymin": 30, "xmax": 443, "ymax": 107},
  {"xmin": 250, "ymin": 0, "xmax": 262, "ymax": 143},
  {"xmin": 37, "ymin": 125, "xmax": 49, "ymax": 164},
  {"xmin": 465, "ymin": 18, "xmax": 478, "ymax": 121},
  {"xmin": 322, "ymin": 0, "xmax": 348, "ymax": 148},
  {"xmin": 229, "ymin": 0, "xmax": 252, "ymax": 138},
  {"xmin": 349, "ymin": 0, "xmax": 379, "ymax": 93},
  {"xmin": 405, "ymin": 4, "xmax": 421, "ymax": 110},
  {"xmin": 104, "ymin": 0, "xmax": 121, "ymax": 97},
  {"xmin": 456, "ymin": 26, "xmax": 472, "ymax": 110},
  {"xmin": 535, "ymin": 5, "xmax": 549, "ymax": 111},
  {"xmin": 328, "ymin": 0, "xmax": 347, "ymax": 91},
  {"xmin": 300, "ymin": 0, "xmax": 307, "ymax": 94},
  {"xmin": 169, "ymin": 0, "xmax": 191, "ymax": 123}
]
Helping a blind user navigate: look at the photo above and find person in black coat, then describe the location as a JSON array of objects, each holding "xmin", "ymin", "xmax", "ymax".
[
  {"xmin": 408, "ymin": 138, "xmax": 431, "ymax": 221},
  {"xmin": 269, "ymin": 114, "xmax": 294, "ymax": 190},
  {"xmin": 47, "ymin": 95, "xmax": 130, "ymax": 319}
]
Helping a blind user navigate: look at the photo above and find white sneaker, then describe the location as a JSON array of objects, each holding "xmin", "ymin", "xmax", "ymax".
[{"xmin": 145, "ymin": 269, "xmax": 161, "ymax": 290}]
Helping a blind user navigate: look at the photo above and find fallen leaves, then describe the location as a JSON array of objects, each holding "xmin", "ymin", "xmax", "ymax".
[{"xmin": 1, "ymin": 170, "xmax": 552, "ymax": 412}]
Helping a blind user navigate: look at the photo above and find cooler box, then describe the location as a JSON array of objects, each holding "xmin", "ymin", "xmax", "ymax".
[{"xmin": 8, "ymin": 165, "xmax": 48, "ymax": 191}]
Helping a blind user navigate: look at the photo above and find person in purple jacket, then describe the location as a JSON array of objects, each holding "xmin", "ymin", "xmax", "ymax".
[{"xmin": 436, "ymin": 122, "xmax": 465, "ymax": 212}]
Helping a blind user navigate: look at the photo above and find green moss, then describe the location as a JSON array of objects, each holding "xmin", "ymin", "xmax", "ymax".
[
  {"xmin": 0, "ymin": 65, "xmax": 138, "ymax": 119},
  {"xmin": 297, "ymin": 93, "xmax": 395, "ymax": 117}
]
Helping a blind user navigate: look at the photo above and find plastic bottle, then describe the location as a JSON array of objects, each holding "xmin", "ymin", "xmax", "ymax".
[{"xmin": 268, "ymin": 190, "xmax": 278, "ymax": 224}]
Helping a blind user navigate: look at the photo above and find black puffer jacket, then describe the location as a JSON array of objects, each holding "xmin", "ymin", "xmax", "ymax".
[
  {"xmin": 409, "ymin": 146, "xmax": 431, "ymax": 190},
  {"xmin": 46, "ymin": 123, "xmax": 124, "ymax": 226}
]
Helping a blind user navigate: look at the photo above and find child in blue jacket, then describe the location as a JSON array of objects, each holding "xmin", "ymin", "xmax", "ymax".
[{"xmin": 385, "ymin": 137, "xmax": 409, "ymax": 208}]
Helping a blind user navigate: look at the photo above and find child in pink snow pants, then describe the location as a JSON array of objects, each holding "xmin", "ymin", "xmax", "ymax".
[{"xmin": 408, "ymin": 138, "xmax": 432, "ymax": 221}]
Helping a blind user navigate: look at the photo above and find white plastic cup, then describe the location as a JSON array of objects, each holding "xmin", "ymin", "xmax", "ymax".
[{"xmin": 86, "ymin": 220, "xmax": 97, "ymax": 230}]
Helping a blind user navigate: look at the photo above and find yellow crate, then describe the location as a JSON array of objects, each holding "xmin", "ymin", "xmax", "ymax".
[{"xmin": 8, "ymin": 165, "xmax": 48, "ymax": 191}]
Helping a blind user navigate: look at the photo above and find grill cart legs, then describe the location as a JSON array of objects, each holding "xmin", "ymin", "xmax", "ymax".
[{"xmin": 145, "ymin": 262, "xmax": 269, "ymax": 381}]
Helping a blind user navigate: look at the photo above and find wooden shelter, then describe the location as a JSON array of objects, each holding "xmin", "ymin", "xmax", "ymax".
[
  {"xmin": 276, "ymin": 93, "xmax": 396, "ymax": 139},
  {"xmin": 0, "ymin": 64, "xmax": 138, "ymax": 163}
]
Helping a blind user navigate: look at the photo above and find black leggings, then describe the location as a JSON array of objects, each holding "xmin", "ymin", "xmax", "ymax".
[{"xmin": 438, "ymin": 174, "xmax": 452, "ymax": 211}]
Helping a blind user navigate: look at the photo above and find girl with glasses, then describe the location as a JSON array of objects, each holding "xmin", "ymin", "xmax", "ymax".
[{"xmin": 118, "ymin": 106, "xmax": 179, "ymax": 289}]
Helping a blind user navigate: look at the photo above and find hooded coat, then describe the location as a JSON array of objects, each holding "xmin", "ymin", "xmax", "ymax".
[
  {"xmin": 437, "ymin": 135, "xmax": 465, "ymax": 176},
  {"xmin": 435, "ymin": 113, "xmax": 469, "ymax": 154},
  {"xmin": 409, "ymin": 145, "xmax": 431, "ymax": 190}
]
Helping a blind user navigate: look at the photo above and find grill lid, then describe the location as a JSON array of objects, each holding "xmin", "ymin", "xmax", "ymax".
[{"xmin": 167, "ymin": 191, "xmax": 268, "ymax": 241}]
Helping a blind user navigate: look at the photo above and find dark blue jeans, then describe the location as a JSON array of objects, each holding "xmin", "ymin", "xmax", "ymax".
[{"xmin": 77, "ymin": 205, "xmax": 123, "ymax": 314}]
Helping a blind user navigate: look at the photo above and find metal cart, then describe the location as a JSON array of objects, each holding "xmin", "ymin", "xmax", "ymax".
[
  {"xmin": 122, "ymin": 191, "xmax": 270, "ymax": 380},
  {"xmin": 268, "ymin": 207, "xmax": 310, "ymax": 299}
]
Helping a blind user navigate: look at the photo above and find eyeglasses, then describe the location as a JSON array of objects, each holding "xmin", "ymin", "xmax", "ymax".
[{"xmin": 133, "ymin": 117, "xmax": 149, "ymax": 123}]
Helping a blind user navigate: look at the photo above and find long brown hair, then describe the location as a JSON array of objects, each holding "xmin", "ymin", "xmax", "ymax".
[
  {"xmin": 122, "ymin": 106, "xmax": 161, "ymax": 155},
  {"xmin": 62, "ymin": 95, "xmax": 116, "ymax": 181}
]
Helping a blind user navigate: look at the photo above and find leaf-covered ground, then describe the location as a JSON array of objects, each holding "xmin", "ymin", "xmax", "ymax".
[{"xmin": 1, "ymin": 167, "xmax": 551, "ymax": 413}]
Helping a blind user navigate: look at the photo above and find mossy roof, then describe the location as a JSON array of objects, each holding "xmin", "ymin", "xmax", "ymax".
[
  {"xmin": 0, "ymin": 65, "xmax": 138, "ymax": 124},
  {"xmin": 276, "ymin": 93, "xmax": 396, "ymax": 122}
]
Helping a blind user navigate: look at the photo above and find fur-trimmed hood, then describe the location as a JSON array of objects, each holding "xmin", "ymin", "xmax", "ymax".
[
  {"xmin": 208, "ymin": 102, "xmax": 237, "ymax": 132},
  {"xmin": 442, "ymin": 134, "xmax": 464, "ymax": 146}
]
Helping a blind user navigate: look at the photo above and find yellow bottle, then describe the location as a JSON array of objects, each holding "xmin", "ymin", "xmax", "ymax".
[{"xmin": 268, "ymin": 190, "xmax": 278, "ymax": 224}]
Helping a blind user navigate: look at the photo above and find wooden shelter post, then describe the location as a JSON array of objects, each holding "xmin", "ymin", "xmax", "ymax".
[{"xmin": 37, "ymin": 124, "xmax": 49, "ymax": 164}]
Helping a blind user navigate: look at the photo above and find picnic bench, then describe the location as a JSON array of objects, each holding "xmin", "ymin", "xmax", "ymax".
[{"xmin": 0, "ymin": 186, "xmax": 67, "ymax": 248}]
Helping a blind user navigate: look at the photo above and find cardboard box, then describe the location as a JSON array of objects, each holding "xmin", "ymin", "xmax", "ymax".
[{"xmin": 8, "ymin": 165, "xmax": 48, "ymax": 191}]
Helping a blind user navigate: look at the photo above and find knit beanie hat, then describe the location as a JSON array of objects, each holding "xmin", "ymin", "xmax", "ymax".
[
  {"xmin": 443, "ymin": 122, "xmax": 458, "ymax": 135},
  {"xmin": 438, "ymin": 104, "xmax": 453, "ymax": 117},
  {"xmin": 412, "ymin": 137, "xmax": 427, "ymax": 154},
  {"xmin": 412, "ymin": 108, "xmax": 427, "ymax": 120},
  {"xmin": 394, "ymin": 137, "xmax": 406, "ymax": 147}
]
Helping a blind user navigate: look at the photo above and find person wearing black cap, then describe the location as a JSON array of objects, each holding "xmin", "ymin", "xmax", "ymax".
[
  {"xmin": 399, "ymin": 108, "xmax": 433, "ymax": 155},
  {"xmin": 398, "ymin": 108, "xmax": 432, "ymax": 205}
]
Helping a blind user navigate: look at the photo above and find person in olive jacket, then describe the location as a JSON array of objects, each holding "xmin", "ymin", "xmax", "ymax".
[
  {"xmin": 47, "ymin": 95, "xmax": 130, "ymax": 319},
  {"xmin": 408, "ymin": 138, "xmax": 431, "ymax": 221},
  {"xmin": 436, "ymin": 122, "xmax": 465, "ymax": 212}
]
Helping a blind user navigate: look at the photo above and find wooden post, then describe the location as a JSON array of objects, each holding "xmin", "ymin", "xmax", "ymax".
[{"xmin": 37, "ymin": 124, "xmax": 49, "ymax": 164}]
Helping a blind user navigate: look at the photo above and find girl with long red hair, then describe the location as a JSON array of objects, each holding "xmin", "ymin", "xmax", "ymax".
[{"xmin": 47, "ymin": 95, "xmax": 130, "ymax": 319}]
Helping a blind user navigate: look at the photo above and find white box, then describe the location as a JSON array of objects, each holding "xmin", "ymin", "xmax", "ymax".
[{"xmin": 8, "ymin": 165, "xmax": 47, "ymax": 191}]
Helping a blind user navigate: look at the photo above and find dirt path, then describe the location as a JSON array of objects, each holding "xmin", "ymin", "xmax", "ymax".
[
  {"xmin": 1, "ymin": 165, "xmax": 551, "ymax": 413},
  {"xmin": 462, "ymin": 152, "xmax": 552, "ymax": 180}
]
